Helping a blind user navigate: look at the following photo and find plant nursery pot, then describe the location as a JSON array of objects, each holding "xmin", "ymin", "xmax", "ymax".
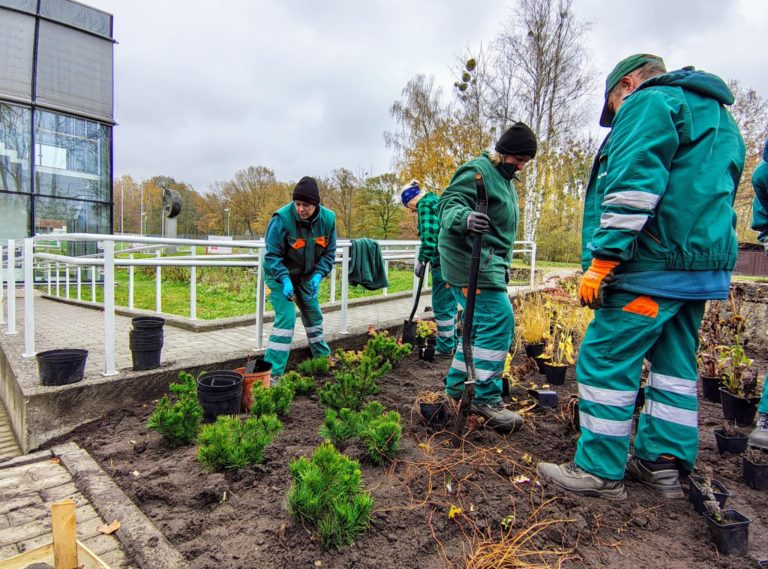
[
  {"xmin": 713, "ymin": 429, "xmax": 748, "ymax": 455},
  {"xmin": 197, "ymin": 370, "xmax": 244, "ymax": 423},
  {"xmin": 758, "ymin": 560, "xmax": 768, "ymax": 569},
  {"xmin": 524, "ymin": 342, "xmax": 545, "ymax": 359},
  {"xmin": 235, "ymin": 358, "xmax": 273, "ymax": 413},
  {"xmin": 689, "ymin": 476, "xmax": 730, "ymax": 515},
  {"xmin": 426, "ymin": 335, "xmax": 437, "ymax": 347},
  {"xmin": 131, "ymin": 348, "xmax": 162, "ymax": 371},
  {"xmin": 542, "ymin": 362, "xmax": 566, "ymax": 385},
  {"xmin": 529, "ymin": 389, "xmax": 558, "ymax": 408},
  {"xmin": 36, "ymin": 349, "xmax": 88, "ymax": 386},
  {"xmin": 720, "ymin": 388, "xmax": 758, "ymax": 427},
  {"xmin": 701, "ymin": 375, "xmax": 722, "ymax": 404},
  {"xmin": 743, "ymin": 454, "xmax": 768, "ymax": 490},
  {"xmin": 703, "ymin": 509, "xmax": 751, "ymax": 556},
  {"xmin": 131, "ymin": 316, "xmax": 165, "ymax": 330},
  {"xmin": 534, "ymin": 355, "xmax": 551, "ymax": 374},
  {"xmin": 422, "ymin": 346, "xmax": 435, "ymax": 362},
  {"xmin": 419, "ymin": 402, "xmax": 447, "ymax": 429},
  {"xmin": 401, "ymin": 320, "xmax": 417, "ymax": 348}
]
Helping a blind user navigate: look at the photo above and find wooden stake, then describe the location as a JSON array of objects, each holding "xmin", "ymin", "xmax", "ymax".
[{"xmin": 51, "ymin": 498, "xmax": 78, "ymax": 569}]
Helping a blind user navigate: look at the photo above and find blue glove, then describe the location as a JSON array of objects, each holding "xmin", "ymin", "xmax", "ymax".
[
  {"xmin": 281, "ymin": 277, "xmax": 295, "ymax": 301},
  {"xmin": 307, "ymin": 273, "xmax": 323, "ymax": 300}
]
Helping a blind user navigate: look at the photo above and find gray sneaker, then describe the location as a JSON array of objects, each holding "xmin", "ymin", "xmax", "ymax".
[
  {"xmin": 624, "ymin": 455, "xmax": 684, "ymax": 499},
  {"xmin": 749, "ymin": 413, "xmax": 768, "ymax": 450},
  {"xmin": 537, "ymin": 461, "xmax": 627, "ymax": 501},
  {"xmin": 471, "ymin": 401, "xmax": 523, "ymax": 431}
]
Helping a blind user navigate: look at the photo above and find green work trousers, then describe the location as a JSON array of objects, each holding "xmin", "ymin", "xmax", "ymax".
[
  {"xmin": 431, "ymin": 265, "xmax": 458, "ymax": 354},
  {"xmin": 759, "ymin": 378, "xmax": 768, "ymax": 414},
  {"xmin": 264, "ymin": 276, "xmax": 331, "ymax": 376},
  {"xmin": 574, "ymin": 291, "xmax": 705, "ymax": 481},
  {"xmin": 444, "ymin": 288, "xmax": 513, "ymax": 405}
]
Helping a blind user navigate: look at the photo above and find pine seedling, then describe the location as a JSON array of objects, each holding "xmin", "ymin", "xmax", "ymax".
[
  {"xmin": 281, "ymin": 370, "xmax": 315, "ymax": 394},
  {"xmin": 146, "ymin": 371, "xmax": 203, "ymax": 447},
  {"xmin": 320, "ymin": 408, "xmax": 365, "ymax": 446},
  {"xmin": 360, "ymin": 411, "xmax": 402, "ymax": 465},
  {"xmin": 249, "ymin": 380, "xmax": 295, "ymax": 417},
  {"xmin": 197, "ymin": 414, "xmax": 283, "ymax": 471},
  {"xmin": 287, "ymin": 442, "xmax": 374, "ymax": 550},
  {"xmin": 296, "ymin": 356, "xmax": 331, "ymax": 377}
]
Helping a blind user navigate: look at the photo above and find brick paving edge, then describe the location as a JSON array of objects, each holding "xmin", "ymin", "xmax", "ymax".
[{"xmin": 52, "ymin": 442, "xmax": 189, "ymax": 569}]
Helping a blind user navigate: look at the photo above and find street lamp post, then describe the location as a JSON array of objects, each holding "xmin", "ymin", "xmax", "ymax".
[{"xmin": 224, "ymin": 208, "xmax": 231, "ymax": 236}]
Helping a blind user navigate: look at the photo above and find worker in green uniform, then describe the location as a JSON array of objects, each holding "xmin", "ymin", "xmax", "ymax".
[
  {"xmin": 749, "ymin": 138, "xmax": 768, "ymax": 450},
  {"xmin": 438, "ymin": 122, "xmax": 537, "ymax": 431},
  {"xmin": 401, "ymin": 180, "xmax": 457, "ymax": 358},
  {"xmin": 263, "ymin": 176, "xmax": 337, "ymax": 376},
  {"xmin": 538, "ymin": 54, "xmax": 746, "ymax": 500}
]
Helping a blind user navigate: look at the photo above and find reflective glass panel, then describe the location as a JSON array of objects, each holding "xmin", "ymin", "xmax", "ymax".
[
  {"xmin": 0, "ymin": 103, "xmax": 31, "ymax": 193},
  {"xmin": 0, "ymin": 192, "xmax": 30, "ymax": 240}
]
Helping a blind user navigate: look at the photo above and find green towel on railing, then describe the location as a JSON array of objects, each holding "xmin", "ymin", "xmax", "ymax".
[{"xmin": 348, "ymin": 239, "xmax": 388, "ymax": 291}]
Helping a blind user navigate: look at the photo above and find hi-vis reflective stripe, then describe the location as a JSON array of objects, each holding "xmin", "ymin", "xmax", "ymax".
[
  {"xmin": 579, "ymin": 384, "xmax": 637, "ymax": 408},
  {"xmin": 648, "ymin": 371, "xmax": 697, "ymax": 397},
  {"xmin": 600, "ymin": 212, "xmax": 648, "ymax": 231},
  {"xmin": 643, "ymin": 400, "xmax": 698, "ymax": 428},
  {"xmin": 603, "ymin": 190, "xmax": 660, "ymax": 210},
  {"xmin": 267, "ymin": 341, "xmax": 291, "ymax": 351},
  {"xmin": 579, "ymin": 410, "xmax": 633, "ymax": 437},
  {"xmin": 438, "ymin": 330, "xmax": 454, "ymax": 337},
  {"xmin": 305, "ymin": 325, "xmax": 322, "ymax": 333},
  {"xmin": 472, "ymin": 346, "xmax": 508, "ymax": 362},
  {"xmin": 308, "ymin": 335, "xmax": 324, "ymax": 344},
  {"xmin": 436, "ymin": 318, "xmax": 454, "ymax": 327},
  {"xmin": 450, "ymin": 360, "xmax": 499, "ymax": 381},
  {"xmin": 270, "ymin": 328, "xmax": 293, "ymax": 337}
]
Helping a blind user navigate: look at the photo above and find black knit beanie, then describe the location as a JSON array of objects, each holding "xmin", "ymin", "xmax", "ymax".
[
  {"xmin": 292, "ymin": 176, "xmax": 320, "ymax": 205},
  {"xmin": 495, "ymin": 122, "xmax": 537, "ymax": 158}
]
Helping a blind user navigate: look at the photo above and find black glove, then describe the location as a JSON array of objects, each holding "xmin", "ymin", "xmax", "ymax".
[
  {"xmin": 414, "ymin": 260, "xmax": 426, "ymax": 278},
  {"xmin": 466, "ymin": 212, "xmax": 490, "ymax": 233}
]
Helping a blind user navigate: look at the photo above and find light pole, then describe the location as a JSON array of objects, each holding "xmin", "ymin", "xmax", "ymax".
[
  {"xmin": 139, "ymin": 182, "xmax": 145, "ymax": 236},
  {"xmin": 142, "ymin": 212, "xmax": 148, "ymax": 236},
  {"xmin": 224, "ymin": 208, "xmax": 231, "ymax": 236}
]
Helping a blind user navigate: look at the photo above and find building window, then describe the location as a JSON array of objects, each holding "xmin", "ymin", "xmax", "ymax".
[{"xmin": 0, "ymin": 102, "xmax": 31, "ymax": 194}]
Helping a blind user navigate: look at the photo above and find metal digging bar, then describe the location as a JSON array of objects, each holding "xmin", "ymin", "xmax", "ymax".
[{"xmin": 451, "ymin": 173, "xmax": 488, "ymax": 447}]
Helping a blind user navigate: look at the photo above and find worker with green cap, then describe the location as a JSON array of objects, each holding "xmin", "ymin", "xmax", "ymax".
[
  {"xmin": 748, "ymin": 138, "xmax": 768, "ymax": 450},
  {"xmin": 263, "ymin": 176, "xmax": 337, "ymax": 376},
  {"xmin": 400, "ymin": 179, "xmax": 458, "ymax": 358},
  {"xmin": 438, "ymin": 122, "xmax": 538, "ymax": 432},
  {"xmin": 538, "ymin": 54, "xmax": 746, "ymax": 500}
]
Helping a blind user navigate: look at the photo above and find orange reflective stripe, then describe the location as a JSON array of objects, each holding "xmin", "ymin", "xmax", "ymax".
[
  {"xmin": 623, "ymin": 295, "xmax": 659, "ymax": 318},
  {"xmin": 461, "ymin": 288, "xmax": 481, "ymax": 296},
  {"xmin": 315, "ymin": 236, "xmax": 327, "ymax": 247},
  {"xmin": 290, "ymin": 238, "xmax": 306, "ymax": 250}
]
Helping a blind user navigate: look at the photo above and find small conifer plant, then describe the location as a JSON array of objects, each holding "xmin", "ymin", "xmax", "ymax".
[
  {"xmin": 146, "ymin": 371, "xmax": 202, "ymax": 447},
  {"xmin": 197, "ymin": 414, "xmax": 283, "ymax": 471}
]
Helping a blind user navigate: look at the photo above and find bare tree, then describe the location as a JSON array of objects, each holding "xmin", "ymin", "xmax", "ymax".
[
  {"xmin": 362, "ymin": 173, "xmax": 403, "ymax": 239},
  {"xmin": 221, "ymin": 166, "xmax": 279, "ymax": 238},
  {"xmin": 324, "ymin": 168, "xmax": 360, "ymax": 237}
]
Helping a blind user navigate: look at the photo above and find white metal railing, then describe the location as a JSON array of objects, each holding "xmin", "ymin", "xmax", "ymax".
[{"xmin": 1, "ymin": 233, "xmax": 538, "ymax": 377}]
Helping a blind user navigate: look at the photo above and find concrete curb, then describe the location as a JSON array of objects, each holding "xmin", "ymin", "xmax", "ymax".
[
  {"xmin": 53, "ymin": 442, "xmax": 189, "ymax": 569},
  {"xmin": 0, "ymin": 448, "xmax": 52, "ymax": 468}
]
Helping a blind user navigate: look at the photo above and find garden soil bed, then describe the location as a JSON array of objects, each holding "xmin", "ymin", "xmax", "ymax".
[{"xmin": 50, "ymin": 348, "xmax": 768, "ymax": 568}]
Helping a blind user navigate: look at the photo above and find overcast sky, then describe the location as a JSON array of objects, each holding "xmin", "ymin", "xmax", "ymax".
[{"xmin": 93, "ymin": 0, "xmax": 767, "ymax": 193}]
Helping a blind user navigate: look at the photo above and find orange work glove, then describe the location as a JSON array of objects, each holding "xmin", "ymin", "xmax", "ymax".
[{"xmin": 579, "ymin": 259, "xmax": 620, "ymax": 308}]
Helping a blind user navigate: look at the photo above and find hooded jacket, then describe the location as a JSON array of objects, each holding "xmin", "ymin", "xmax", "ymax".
[
  {"xmin": 437, "ymin": 152, "xmax": 517, "ymax": 290},
  {"xmin": 750, "ymin": 140, "xmax": 768, "ymax": 242},
  {"xmin": 582, "ymin": 67, "xmax": 746, "ymax": 273}
]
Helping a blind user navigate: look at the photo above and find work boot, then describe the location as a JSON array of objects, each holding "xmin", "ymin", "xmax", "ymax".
[
  {"xmin": 748, "ymin": 413, "xmax": 768, "ymax": 450},
  {"xmin": 471, "ymin": 401, "xmax": 523, "ymax": 431},
  {"xmin": 625, "ymin": 455, "xmax": 684, "ymax": 499},
  {"xmin": 537, "ymin": 461, "xmax": 627, "ymax": 501}
]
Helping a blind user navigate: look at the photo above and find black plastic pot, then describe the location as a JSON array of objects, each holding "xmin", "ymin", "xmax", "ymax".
[
  {"xmin": 529, "ymin": 389, "xmax": 558, "ymax": 408},
  {"xmin": 689, "ymin": 476, "xmax": 730, "ymax": 514},
  {"xmin": 422, "ymin": 346, "xmax": 435, "ymax": 362},
  {"xmin": 525, "ymin": 342, "xmax": 545, "ymax": 359},
  {"xmin": 131, "ymin": 316, "xmax": 165, "ymax": 330},
  {"xmin": 543, "ymin": 362, "xmax": 566, "ymax": 385},
  {"xmin": 720, "ymin": 388, "xmax": 758, "ymax": 427},
  {"xmin": 701, "ymin": 375, "xmax": 722, "ymax": 404},
  {"xmin": 36, "ymin": 349, "xmax": 88, "ymax": 386},
  {"xmin": 704, "ymin": 509, "xmax": 750, "ymax": 556},
  {"xmin": 131, "ymin": 348, "xmax": 162, "ymax": 371},
  {"xmin": 401, "ymin": 320, "xmax": 417, "ymax": 348},
  {"xmin": 419, "ymin": 402, "xmax": 447, "ymax": 428},
  {"xmin": 426, "ymin": 335, "xmax": 437, "ymax": 347},
  {"xmin": 197, "ymin": 371, "xmax": 244, "ymax": 423},
  {"xmin": 534, "ymin": 355, "xmax": 551, "ymax": 374},
  {"xmin": 743, "ymin": 454, "xmax": 768, "ymax": 490},
  {"xmin": 714, "ymin": 429, "xmax": 748, "ymax": 455}
]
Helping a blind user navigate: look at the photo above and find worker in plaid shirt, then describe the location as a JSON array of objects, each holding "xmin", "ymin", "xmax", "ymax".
[{"xmin": 401, "ymin": 180, "xmax": 458, "ymax": 358}]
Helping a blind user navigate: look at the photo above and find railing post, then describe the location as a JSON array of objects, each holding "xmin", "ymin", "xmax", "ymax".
[
  {"xmin": 155, "ymin": 250, "xmax": 162, "ymax": 313},
  {"xmin": 55, "ymin": 261, "xmax": 60, "ymax": 297},
  {"xmin": 102, "ymin": 240, "xmax": 117, "ymax": 376},
  {"xmin": 76, "ymin": 266, "xmax": 82, "ymax": 300},
  {"xmin": 91, "ymin": 266, "xmax": 96, "ymax": 302},
  {"xmin": 6, "ymin": 240, "xmax": 16, "ymax": 334},
  {"xmin": 383, "ymin": 260, "xmax": 389, "ymax": 296},
  {"xmin": 22, "ymin": 238, "xmax": 35, "ymax": 357},
  {"xmin": 65, "ymin": 265, "xmax": 70, "ymax": 299},
  {"xmin": 330, "ymin": 264, "xmax": 337, "ymax": 304},
  {"xmin": 339, "ymin": 245, "xmax": 349, "ymax": 334},
  {"xmin": 128, "ymin": 254, "xmax": 134, "ymax": 309},
  {"xmin": 190, "ymin": 247, "xmax": 197, "ymax": 320},
  {"xmin": 255, "ymin": 247, "xmax": 265, "ymax": 349},
  {"xmin": 46, "ymin": 263, "xmax": 51, "ymax": 295},
  {"xmin": 530, "ymin": 242, "xmax": 537, "ymax": 290},
  {"xmin": 0, "ymin": 244, "xmax": 5, "ymax": 326}
]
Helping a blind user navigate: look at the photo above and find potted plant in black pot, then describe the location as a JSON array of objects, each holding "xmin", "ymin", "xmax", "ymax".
[
  {"xmin": 689, "ymin": 467, "xmax": 730, "ymax": 515},
  {"xmin": 714, "ymin": 421, "xmax": 749, "ymax": 455},
  {"xmin": 743, "ymin": 447, "xmax": 768, "ymax": 490},
  {"xmin": 697, "ymin": 302, "xmax": 725, "ymax": 403},
  {"xmin": 518, "ymin": 292, "xmax": 549, "ymax": 361},
  {"xmin": 416, "ymin": 320, "xmax": 438, "ymax": 362},
  {"xmin": 702, "ymin": 499, "xmax": 751, "ymax": 556},
  {"xmin": 540, "ymin": 307, "xmax": 574, "ymax": 386},
  {"xmin": 415, "ymin": 390, "xmax": 449, "ymax": 429}
]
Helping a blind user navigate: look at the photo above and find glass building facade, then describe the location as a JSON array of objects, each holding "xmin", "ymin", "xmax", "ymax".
[{"xmin": 0, "ymin": 0, "xmax": 114, "ymax": 244}]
